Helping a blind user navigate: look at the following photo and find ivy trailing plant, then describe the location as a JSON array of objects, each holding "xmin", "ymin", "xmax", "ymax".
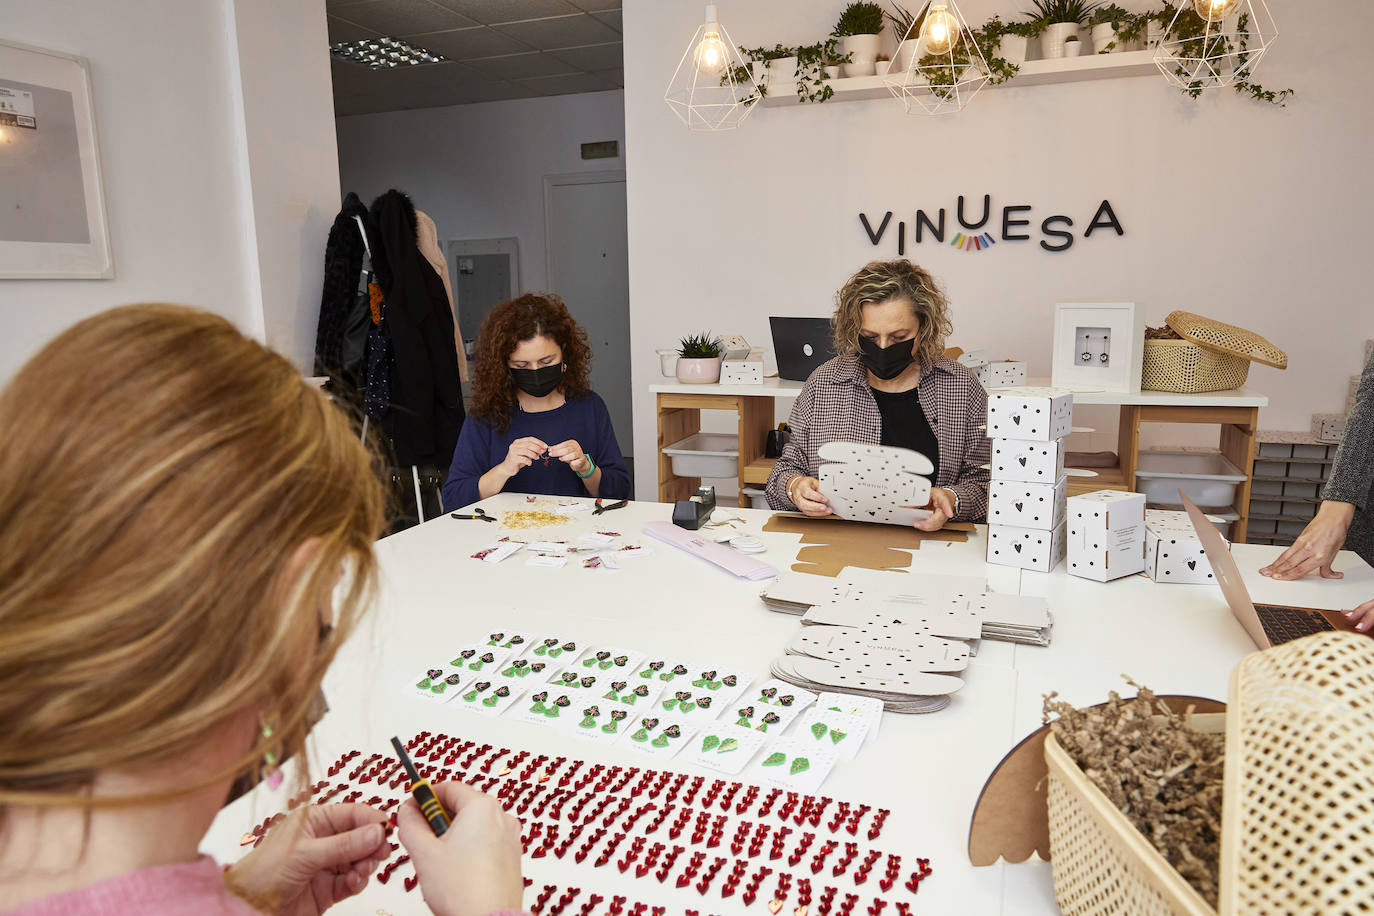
[
  {"xmin": 1087, "ymin": 3, "xmax": 1145, "ymax": 52},
  {"xmin": 969, "ymin": 15, "xmax": 1021, "ymax": 85},
  {"xmin": 832, "ymin": 1, "xmax": 886, "ymax": 38},
  {"xmin": 728, "ymin": 42, "xmax": 843, "ymax": 104}
]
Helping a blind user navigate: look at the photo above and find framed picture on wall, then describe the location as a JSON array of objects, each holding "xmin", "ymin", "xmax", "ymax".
[
  {"xmin": 0, "ymin": 39, "xmax": 114, "ymax": 279},
  {"xmin": 1050, "ymin": 302, "xmax": 1144, "ymax": 393}
]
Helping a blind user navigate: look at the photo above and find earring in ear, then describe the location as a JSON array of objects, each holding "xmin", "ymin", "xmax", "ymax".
[{"xmin": 260, "ymin": 716, "xmax": 283, "ymax": 790}]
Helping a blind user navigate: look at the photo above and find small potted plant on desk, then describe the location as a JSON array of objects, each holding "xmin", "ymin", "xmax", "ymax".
[
  {"xmin": 1026, "ymin": 0, "xmax": 1102, "ymax": 59},
  {"xmin": 832, "ymin": 1, "xmax": 886, "ymax": 76},
  {"xmin": 676, "ymin": 333, "xmax": 724, "ymax": 384}
]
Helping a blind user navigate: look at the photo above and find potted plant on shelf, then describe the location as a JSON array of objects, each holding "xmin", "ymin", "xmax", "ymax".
[
  {"xmin": 970, "ymin": 17, "xmax": 1022, "ymax": 82},
  {"xmin": 822, "ymin": 42, "xmax": 851, "ymax": 79},
  {"xmin": 676, "ymin": 333, "xmax": 724, "ymax": 385},
  {"xmin": 998, "ymin": 17, "xmax": 1042, "ymax": 65},
  {"xmin": 1088, "ymin": 3, "xmax": 1137, "ymax": 53},
  {"xmin": 832, "ymin": 1, "xmax": 885, "ymax": 76},
  {"xmin": 886, "ymin": 2, "xmax": 928, "ymax": 74},
  {"xmin": 874, "ymin": 51, "xmax": 892, "ymax": 74},
  {"xmin": 1063, "ymin": 34, "xmax": 1083, "ymax": 56},
  {"xmin": 1025, "ymin": 0, "xmax": 1102, "ymax": 59}
]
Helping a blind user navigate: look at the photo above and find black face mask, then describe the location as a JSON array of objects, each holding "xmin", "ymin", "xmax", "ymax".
[
  {"xmin": 857, "ymin": 336, "xmax": 916, "ymax": 381},
  {"xmin": 511, "ymin": 363, "xmax": 564, "ymax": 398}
]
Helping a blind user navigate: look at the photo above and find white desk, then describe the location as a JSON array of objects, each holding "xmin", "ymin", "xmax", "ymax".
[{"xmin": 202, "ymin": 494, "xmax": 1259, "ymax": 915}]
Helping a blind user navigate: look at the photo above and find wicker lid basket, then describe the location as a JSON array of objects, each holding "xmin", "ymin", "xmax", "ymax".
[{"xmin": 1165, "ymin": 311, "xmax": 1288, "ymax": 369}]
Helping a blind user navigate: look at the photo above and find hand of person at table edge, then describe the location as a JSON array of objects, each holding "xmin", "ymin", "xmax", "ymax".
[
  {"xmin": 499, "ymin": 437, "xmax": 547, "ymax": 477},
  {"xmin": 1260, "ymin": 501, "xmax": 1354, "ymax": 580},
  {"xmin": 914, "ymin": 487, "xmax": 956, "ymax": 532},
  {"xmin": 547, "ymin": 439, "xmax": 590, "ymax": 474},
  {"xmin": 225, "ymin": 803, "xmax": 390, "ymax": 916},
  {"xmin": 789, "ymin": 476, "xmax": 831, "ymax": 517},
  {"xmin": 1343, "ymin": 598, "xmax": 1374, "ymax": 633},
  {"xmin": 398, "ymin": 780, "xmax": 524, "ymax": 916}
]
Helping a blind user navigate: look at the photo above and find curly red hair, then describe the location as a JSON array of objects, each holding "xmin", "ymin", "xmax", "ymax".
[{"xmin": 470, "ymin": 293, "xmax": 593, "ymax": 432}]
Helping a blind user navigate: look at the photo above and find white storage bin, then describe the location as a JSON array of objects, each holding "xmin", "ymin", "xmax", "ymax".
[
  {"xmin": 741, "ymin": 486, "xmax": 769, "ymax": 509},
  {"xmin": 1133, "ymin": 450, "xmax": 1247, "ymax": 507},
  {"xmin": 662, "ymin": 432, "xmax": 740, "ymax": 478}
]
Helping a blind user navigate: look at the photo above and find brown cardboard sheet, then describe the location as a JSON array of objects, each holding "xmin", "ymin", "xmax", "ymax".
[{"xmin": 762, "ymin": 513, "xmax": 974, "ymax": 578}]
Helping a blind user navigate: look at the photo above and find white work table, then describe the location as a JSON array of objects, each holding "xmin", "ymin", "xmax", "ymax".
[{"xmin": 203, "ymin": 493, "xmax": 1264, "ymax": 916}]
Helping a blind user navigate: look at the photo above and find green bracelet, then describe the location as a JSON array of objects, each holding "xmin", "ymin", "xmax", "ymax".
[{"xmin": 576, "ymin": 453, "xmax": 597, "ymax": 479}]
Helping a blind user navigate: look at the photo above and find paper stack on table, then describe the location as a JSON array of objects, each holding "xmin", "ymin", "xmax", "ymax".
[{"xmin": 984, "ymin": 388, "xmax": 1073, "ymax": 573}]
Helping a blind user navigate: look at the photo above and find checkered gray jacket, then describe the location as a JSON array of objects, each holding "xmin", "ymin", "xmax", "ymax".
[
  {"xmin": 1324, "ymin": 347, "xmax": 1374, "ymax": 563},
  {"xmin": 765, "ymin": 355, "xmax": 991, "ymax": 522}
]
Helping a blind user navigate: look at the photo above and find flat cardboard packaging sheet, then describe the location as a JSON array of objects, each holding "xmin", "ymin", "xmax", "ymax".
[{"xmin": 762, "ymin": 514, "xmax": 974, "ymax": 577}]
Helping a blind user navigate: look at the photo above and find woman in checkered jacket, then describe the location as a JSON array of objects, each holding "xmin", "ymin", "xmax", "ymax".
[{"xmin": 765, "ymin": 260, "xmax": 991, "ymax": 529}]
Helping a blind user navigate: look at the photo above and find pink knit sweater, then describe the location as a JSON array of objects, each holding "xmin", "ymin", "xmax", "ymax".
[{"xmin": 2, "ymin": 855, "xmax": 532, "ymax": 916}]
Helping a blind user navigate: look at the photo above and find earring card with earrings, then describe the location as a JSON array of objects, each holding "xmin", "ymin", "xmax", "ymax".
[{"xmin": 1050, "ymin": 302, "xmax": 1145, "ymax": 394}]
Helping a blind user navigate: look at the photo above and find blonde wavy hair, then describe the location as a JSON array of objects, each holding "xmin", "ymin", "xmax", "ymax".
[
  {"xmin": 0, "ymin": 305, "xmax": 386, "ymax": 811},
  {"xmin": 832, "ymin": 260, "xmax": 954, "ymax": 367}
]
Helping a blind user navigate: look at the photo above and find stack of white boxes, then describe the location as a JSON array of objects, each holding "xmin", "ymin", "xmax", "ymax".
[
  {"xmin": 985, "ymin": 388, "xmax": 1074, "ymax": 573},
  {"xmin": 1066, "ymin": 490, "xmax": 1146, "ymax": 582},
  {"xmin": 1143, "ymin": 509, "xmax": 1227, "ymax": 583},
  {"xmin": 958, "ymin": 351, "xmax": 1029, "ymax": 389}
]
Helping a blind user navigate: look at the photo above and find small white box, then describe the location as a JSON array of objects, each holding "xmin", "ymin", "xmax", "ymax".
[
  {"xmin": 987, "ymin": 522, "xmax": 1066, "ymax": 573},
  {"xmin": 986, "ymin": 387, "xmax": 1073, "ymax": 443},
  {"xmin": 991, "ymin": 438, "xmax": 1066, "ymax": 484},
  {"xmin": 989, "ymin": 477, "xmax": 1068, "ymax": 530},
  {"xmin": 719, "ymin": 355, "xmax": 763, "ymax": 384},
  {"xmin": 1143, "ymin": 509, "xmax": 1227, "ymax": 584},
  {"xmin": 957, "ymin": 350, "xmax": 989, "ymax": 372},
  {"xmin": 1066, "ymin": 490, "xmax": 1146, "ymax": 582},
  {"xmin": 985, "ymin": 361, "xmax": 1028, "ymax": 388}
]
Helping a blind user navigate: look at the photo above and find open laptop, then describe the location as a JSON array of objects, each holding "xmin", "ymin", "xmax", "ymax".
[
  {"xmin": 1182, "ymin": 492, "xmax": 1369, "ymax": 649},
  {"xmin": 770, "ymin": 317, "xmax": 836, "ymax": 382}
]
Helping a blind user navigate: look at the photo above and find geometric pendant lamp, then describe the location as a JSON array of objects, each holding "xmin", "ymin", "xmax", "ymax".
[
  {"xmin": 664, "ymin": 4, "xmax": 762, "ymax": 131},
  {"xmin": 883, "ymin": 0, "xmax": 990, "ymax": 115},
  {"xmin": 1153, "ymin": 0, "xmax": 1278, "ymax": 94}
]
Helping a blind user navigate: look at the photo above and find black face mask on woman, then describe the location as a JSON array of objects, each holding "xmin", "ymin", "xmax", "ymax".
[
  {"xmin": 857, "ymin": 336, "xmax": 915, "ymax": 381},
  {"xmin": 510, "ymin": 363, "xmax": 564, "ymax": 398}
]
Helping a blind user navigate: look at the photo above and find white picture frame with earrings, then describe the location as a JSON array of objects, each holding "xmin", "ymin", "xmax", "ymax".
[
  {"xmin": 1050, "ymin": 302, "xmax": 1144, "ymax": 394},
  {"xmin": 0, "ymin": 39, "xmax": 114, "ymax": 279}
]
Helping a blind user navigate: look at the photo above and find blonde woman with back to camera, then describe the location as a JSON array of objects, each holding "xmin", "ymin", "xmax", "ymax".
[
  {"xmin": 0, "ymin": 306, "xmax": 526, "ymax": 916},
  {"xmin": 766, "ymin": 260, "xmax": 991, "ymax": 529}
]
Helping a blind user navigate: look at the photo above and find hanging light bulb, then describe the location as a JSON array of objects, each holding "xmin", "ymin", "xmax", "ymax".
[
  {"xmin": 694, "ymin": 6, "xmax": 728, "ymax": 77},
  {"xmin": 1193, "ymin": 0, "xmax": 1240, "ymax": 22},
  {"xmin": 921, "ymin": 4, "xmax": 960, "ymax": 55}
]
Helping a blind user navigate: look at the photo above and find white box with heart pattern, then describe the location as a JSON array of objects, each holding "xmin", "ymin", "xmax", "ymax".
[
  {"xmin": 991, "ymin": 438, "xmax": 1066, "ymax": 484},
  {"xmin": 988, "ymin": 477, "xmax": 1068, "ymax": 530},
  {"xmin": 986, "ymin": 522, "xmax": 1066, "ymax": 572},
  {"xmin": 1143, "ymin": 509, "xmax": 1227, "ymax": 584},
  {"xmin": 986, "ymin": 387, "xmax": 1073, "ymax": 443},
  {"xmin": 1066, "ymin": 491, "xmax": 1146, "ymax": 582}
]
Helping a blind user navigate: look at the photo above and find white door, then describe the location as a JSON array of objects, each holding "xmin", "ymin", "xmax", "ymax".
[{"xmin": 545, "ymin": 172, "xmax": 632, "ymax": 457}]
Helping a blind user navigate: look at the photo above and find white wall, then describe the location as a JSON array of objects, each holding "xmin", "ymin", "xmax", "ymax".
[
  {"xmin": 335, "ymin": 90, "xmax": 626, "ymax": 295},
  {"xmin": 0, "ymin": 0, "xmax": 339, "ymax": 381},
  {"xmin": 625, "ymin": 0, "xmax": 1374, "ymax": 500}
]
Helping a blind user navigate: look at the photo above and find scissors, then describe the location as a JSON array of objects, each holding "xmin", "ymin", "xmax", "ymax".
[
  {"xmin": 593, "ymin": 498, "xmax": 628, "ymax": 515},
  {"xmin": 450, "ymin": 507, "xmax": 496, "ymax": 522}
]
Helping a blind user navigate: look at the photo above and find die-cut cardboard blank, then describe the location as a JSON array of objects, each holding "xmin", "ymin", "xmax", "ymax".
[
  {"xmin": 966, "ymin": 694, "xmax": 1226, "ymax": 867},
  {"xmin": 763, "ymin": 514, "xmax": 974, "ymax": 577}
]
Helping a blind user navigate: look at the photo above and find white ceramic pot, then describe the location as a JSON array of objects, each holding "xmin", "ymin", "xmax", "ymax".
[
  {"xmin": 1040, "ymin": 21, "xmax": 1080, "ymax": 59},
  {"xmin": 997, "ymin": 34, "xmax": 1028, "ymax": 65},
  {"xmin": 676, "ymin": 357, "xmax": 722, "ymax": 385},
  {"xmin": 766, "ymin": 56, "xmax": 797, "ymax": 90},
  {"xmin": 1146, "ymin": 20, "xmax": 1165, "ymax": 47},
  {"xmin": 843, "ymin": 60, "xmax": 877, "ymax": 77},
  {"xmin": 840, "ymin": 33, "xmax": 880, "ymax": 64},
  {"xmin": 823, "ymin": 64, "xmax": 841, "ymax": 79},
  {"xmin": 1091, "ymin": 23, "xmax": 1119, "ymax": 53},
  {"xmin": 873, "ymin": 58, "xmax": 892, "ymax": 74},
  {"xmin": 895, "ymin": 38, "xmax": 920, "ymax": 72},
  {"xmin": 657, "ymin": 349, "xmax": 678, "ymax": 377},
  {"xmin": 1064, "ymin": 39, "xmax": 1083, "ymax": 57}
]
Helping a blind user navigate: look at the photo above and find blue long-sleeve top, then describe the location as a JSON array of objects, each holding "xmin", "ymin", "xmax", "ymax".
[{"xmin": 441, "ymin": 391, "xmax": 630, "ymax": 511}]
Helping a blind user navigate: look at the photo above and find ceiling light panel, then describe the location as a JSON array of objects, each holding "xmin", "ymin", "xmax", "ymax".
[{"xmin": 330, "ymin": 37, "xmax": 447, "ymax": 69}]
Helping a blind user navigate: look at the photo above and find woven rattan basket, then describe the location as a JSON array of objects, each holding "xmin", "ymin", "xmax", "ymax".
[
  {"xmin": 1140, "ymin": 311, "xmax": 1288, "ymax": 393},
  {"xmin": 1045, "ymin": 631, "xmax": 1374, "ymax": 916}
]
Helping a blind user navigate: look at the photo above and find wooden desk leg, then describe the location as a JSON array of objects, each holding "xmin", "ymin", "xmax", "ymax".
[
  {"xmin": 737, "ymin": 396, "xmax": 772, "ymax": 508},
  {"xmin": 657, "ymin": 393, "xmax": 700, "ymax": 504},
  {"xmin": 1118, "ymin": 405, "xmax": 1141, "ymax": 491},
  {"xmin": 1220, "ymin": 408, "xmax": 1258, "ymax": 543}
]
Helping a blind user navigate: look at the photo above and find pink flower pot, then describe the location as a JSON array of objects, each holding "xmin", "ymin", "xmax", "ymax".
[{"xmin": 676, "ymin": 357, "xmax": 722, "ymax": 384}]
